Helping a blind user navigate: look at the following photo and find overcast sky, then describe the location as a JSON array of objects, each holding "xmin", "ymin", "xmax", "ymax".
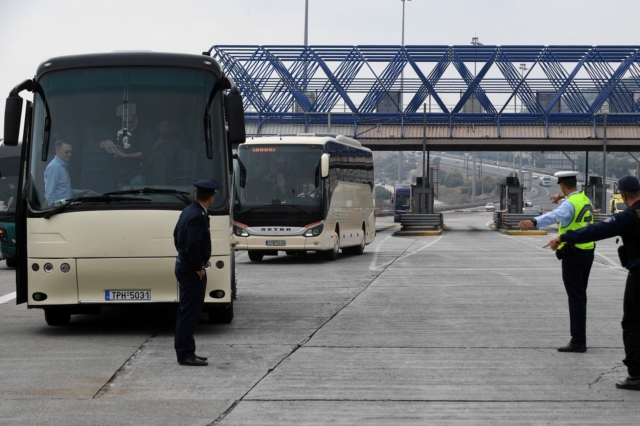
[{"xmin": 1, "ymin": 0, "xmax": 639, "ymax": 135}]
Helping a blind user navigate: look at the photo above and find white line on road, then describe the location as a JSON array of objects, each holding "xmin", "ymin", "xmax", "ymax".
[{"xmin": 0, "ymin": 292, "xmax": 16, "ymax": 304}]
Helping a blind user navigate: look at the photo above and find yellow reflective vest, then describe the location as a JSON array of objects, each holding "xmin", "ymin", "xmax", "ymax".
[{"xmin": 558, "ymin": 191, "xmax": 595, "ymax": 250}]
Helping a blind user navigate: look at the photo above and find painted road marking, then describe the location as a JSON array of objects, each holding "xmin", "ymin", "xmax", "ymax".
[{"xmin": 0, "ymin": 292, "xmax": 16, "ymax": 304}]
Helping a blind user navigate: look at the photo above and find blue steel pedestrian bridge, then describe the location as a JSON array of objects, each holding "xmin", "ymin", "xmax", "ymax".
[{"xmin": 209, "ymin": 45, "xmax": 640, "ymax": 151}]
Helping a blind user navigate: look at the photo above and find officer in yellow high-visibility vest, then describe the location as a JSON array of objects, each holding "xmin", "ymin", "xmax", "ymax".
[{"xmin": 519, "ymin": 171, "xmax": 595, "ymax": 353}]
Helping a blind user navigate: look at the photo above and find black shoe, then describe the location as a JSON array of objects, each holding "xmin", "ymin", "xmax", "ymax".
[
  {"xmin": 616, "ymin": 376, "xmax": 640, "ymax": 390},
  {"xmin": 557, "ymin": 343, "xmax": 587, "ymax": 353},
  {"xmin": 195, "ymin": 355, "xmax": 208, "ymax": 361},
  {"xmin": 178, "ymin": 357, "xmax": 208, "ymax": 366}
]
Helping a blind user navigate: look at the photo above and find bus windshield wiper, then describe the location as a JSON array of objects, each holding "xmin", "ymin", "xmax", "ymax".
[
  {"xmin": 43, "ymin": 195, "xmax": 150, "ymax": 219},
  {"xmin": 238, "ymin": 204, "xmax": 311, "ymax": 215},
  {"xmin": 104, "ymin": 188, "xmax": 191, "ymax": 205}
]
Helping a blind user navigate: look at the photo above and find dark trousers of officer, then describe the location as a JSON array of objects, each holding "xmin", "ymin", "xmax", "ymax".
[
  {"xmin": 561, "ymin": 249, "xmax": 594, "ymax": 346},
  {"xmin": 622, "ymin": 268, "xmax": 640, "ymax": 377},
  {"xmin": 174, "ymin": 263, "xmax": 207, "ymax": 362}
]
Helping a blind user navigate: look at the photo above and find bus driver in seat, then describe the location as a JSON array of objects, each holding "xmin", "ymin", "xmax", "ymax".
[
  {"xmin": 44, "ymin": 140, "xmax": 90, "ymax": 206},
  {"xmin": 297, "ymin": 183, "xmax": 315, "ymax": 198}
]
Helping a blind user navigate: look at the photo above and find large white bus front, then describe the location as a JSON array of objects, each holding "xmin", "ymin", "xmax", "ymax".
[{"xmin": 3, "ymin": 52, "xmax": 245, "ymax": 325}]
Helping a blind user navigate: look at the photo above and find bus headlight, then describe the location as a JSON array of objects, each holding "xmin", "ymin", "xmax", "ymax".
[
  {"xmin": 233, "ymin": 224, "xmax": 249, "ymax": 237},
  {"xmin": 304, "ymin": 223, "xmax": 324, "ymax": 237}
]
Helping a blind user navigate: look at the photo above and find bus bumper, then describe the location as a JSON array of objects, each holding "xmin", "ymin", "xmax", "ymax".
[
  {"xmin": 25, "ymin": 256, "xmax": 232, "ymax": 307},
  {"xmin": 234, "ymin": 234, "xmax": 330, "ymax": 252}
]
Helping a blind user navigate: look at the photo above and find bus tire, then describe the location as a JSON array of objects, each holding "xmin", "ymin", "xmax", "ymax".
[
  {"xmin": 209, "ymin": 303, "xmax": 234, "ymax": 324},
  {"xmin": 323, "ymin": 232, "xmax": 339, "ymax": 261},
  {"xmin": 352, "ymin": 229, "xmax": 365, "ymax": 255},
  {"xmin": 44, "ymin": 309, "xmax": 71, "ymax": 326},
  {"xmin": 248, "ymin": 251, "xmax": 264, "ymax": 262},
  {"xmin": 5, "ymin": 258, "xmax": 17, "ymax": 268}
]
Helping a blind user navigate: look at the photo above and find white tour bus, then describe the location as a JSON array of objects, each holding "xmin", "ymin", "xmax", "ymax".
[
  {"xmin": 3, "ymin": 51, "xmax": 245, "ymax": 325},
  {"xmin": 233, "ymin": 134, "xmax": 376, "ymax": 261}
]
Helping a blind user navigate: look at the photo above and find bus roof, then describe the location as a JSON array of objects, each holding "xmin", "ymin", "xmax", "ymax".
[
  {"xmin": 35, "ymin": 51, "xmax": 223, "ymax": 79},
  {"xmin": 242, "ymin": 134, "xmax": 371, "ymax": 152}
]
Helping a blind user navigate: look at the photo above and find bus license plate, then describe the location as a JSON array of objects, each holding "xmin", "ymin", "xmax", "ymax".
[
  {"xmin": 105, "ymin": 290, "xmax": 151, "ymax": 301},
  {"xmin": 266, "ymin": 240, "xmax": 286, "ymax": 246}
]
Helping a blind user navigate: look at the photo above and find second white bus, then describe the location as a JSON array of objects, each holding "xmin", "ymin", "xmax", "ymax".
[{"xmin": 233, "ymin": 134, "xmax": 375, "ymax": 261}]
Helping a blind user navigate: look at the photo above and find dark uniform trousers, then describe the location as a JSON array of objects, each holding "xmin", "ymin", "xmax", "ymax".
[
  {"xmin": 623, "ymin": 267, "xmax": 640, "ymax": 377},
  {"xmin": 174, "ymin": 263, "xmax": 207, "ymax": 362},
  {"xmin": 561, "ymin": 248, "xmax": 594, "ymax": 346}
]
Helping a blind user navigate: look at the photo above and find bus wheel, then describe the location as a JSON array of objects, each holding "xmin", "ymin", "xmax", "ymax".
[
  {"xmin": 5, "ymin": 258, "xmax": 17, "ymax": 268},
  {"xmin": 248, "ymin": 251, "xmax": 264, "ymax": 262},
  {"xmin": 323, "ymin": 233, "xmax": 339, "ymax": 261},
  {"xmin": 352, "ymin": 231, "xmax": 365, "ymax": 255},
  {"xmin": 44, "ymin": 309, "xmax": 71, "ymax": 326},
  {"xmin": 209, "ymin": 303, "xmax": 234, "ymax": 324}
]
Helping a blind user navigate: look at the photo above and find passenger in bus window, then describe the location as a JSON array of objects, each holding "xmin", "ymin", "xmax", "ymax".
[
  {"xmin": 2, "ymin": 182, "xmax": 16, "ymax": 211},
  {"xmin": 145, "ymin": 119, "xmax": 183, "ymax": 184},
  {"xmin": 44, "ymin": 140, "xmax": 89, "ymax": 206},
  {"xmin": 265, "ymin": 164, "xmax": 285, "ymax": 196},
  {"xmin": 98, "ymin": 103, "xmax": 151, "ymax": 189},
  {"xmin": 297, "ymin": 183, "xmax": 316, "ymax": 198}
]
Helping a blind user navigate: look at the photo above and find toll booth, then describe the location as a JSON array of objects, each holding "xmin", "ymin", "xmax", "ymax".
[
  {"xmin": 500, "ymin": 176, "xmax": 523, "ymax": 213},
  {"xmin": 411, "ymin": 177, "xmax": 434, "ymax": 214},
  {"xmin": 582, "ymin": 176, "xmax": 604, "ymax": 212}
]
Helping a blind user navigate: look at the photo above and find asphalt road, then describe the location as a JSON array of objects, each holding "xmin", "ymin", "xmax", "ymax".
[{"xmin": 1, "ymin": 215, "xmax": 639, "ymax": 425}]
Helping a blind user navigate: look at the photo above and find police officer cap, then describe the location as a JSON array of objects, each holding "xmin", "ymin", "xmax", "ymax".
[
  {"xmin": 618, "ymin": 175, "xmax": 640, "ymax": 192},
  {"xmin": 194, "ymin": 179, "xmax": 220, "ymax": 192},
  {"xmin": 554, "ymin": 171, "xmax": 578, "ymax": 183}
]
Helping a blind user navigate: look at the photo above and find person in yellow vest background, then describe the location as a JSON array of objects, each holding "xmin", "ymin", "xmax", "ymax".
[{"xmin": 519, "ymin": 171, "xmax": 595, "ymax": 353}]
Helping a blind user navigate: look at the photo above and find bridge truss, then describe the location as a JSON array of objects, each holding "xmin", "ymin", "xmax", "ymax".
[{"xmin": 209, "ymin": 45, "xmax": 640, "ymax": 151}]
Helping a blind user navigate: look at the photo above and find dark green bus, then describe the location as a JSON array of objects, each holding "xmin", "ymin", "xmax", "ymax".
[{"xmin": 0, "ymin": 139, "xmax": 20, "ymax": 267}]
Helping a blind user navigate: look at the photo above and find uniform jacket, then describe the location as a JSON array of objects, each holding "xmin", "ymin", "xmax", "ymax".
[
  {"xmin": 561, "ymin": 200, "xmax": 640, "ymax": 270},
  {"xmin": 173, "ymin": 201, "xmax": 212, "ymax": 272}
]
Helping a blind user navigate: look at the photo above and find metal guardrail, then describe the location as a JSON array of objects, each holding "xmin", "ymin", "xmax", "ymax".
[
  {"xmin": 400, "ymin": 214, "xmax": 444, "ymax": 230},
  {"xmin": 593, "ymin": 213, "xmax": 611, "ymax": 223}
]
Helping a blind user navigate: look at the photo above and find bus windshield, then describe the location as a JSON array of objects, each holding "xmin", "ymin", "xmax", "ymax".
[
  {"xmin": 28, "ymin": 67, "xmax": 227, "ymax": 212},
  {"xmin": 235, "ymin": 144, "xmax": 324, "ymax": 211}
]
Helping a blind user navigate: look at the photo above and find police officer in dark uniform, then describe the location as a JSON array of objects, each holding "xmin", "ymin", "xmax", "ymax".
[
  {"xmin": 173, "ymin": 179, "xmax": 218, "ymax": 366},
  {"xmin": 545, "ymin": 175, "xmax": 640, "ymax": 390}
]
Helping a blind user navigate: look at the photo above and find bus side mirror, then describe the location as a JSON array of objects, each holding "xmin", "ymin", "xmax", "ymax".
[
  {"xmin": 224, "ymin": 87, "xmax": 246, "ymax": 146},
  {"xmin": 4, "ymin": 95, "xmax": 23, "ymax": 146},
  {"xmin": 4, "ymin": 79, "xmax": 34, "ymax": 146},
  {"xmin": 321, "ymin": 153, "xmax": 329, "ymax": 179}
]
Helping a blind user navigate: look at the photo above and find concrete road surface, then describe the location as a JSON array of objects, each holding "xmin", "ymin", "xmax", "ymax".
[{"xmin": 1, "ymin": 214, "xmax": 638, "ymax": 425}]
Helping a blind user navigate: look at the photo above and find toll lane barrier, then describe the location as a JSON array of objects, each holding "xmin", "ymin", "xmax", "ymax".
[{"xmin": 494, "ymin": 212, "xmax": 610, "ymax": 233}]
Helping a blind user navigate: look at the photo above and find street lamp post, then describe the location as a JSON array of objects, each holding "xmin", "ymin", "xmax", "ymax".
[
  {"xmin": 517, "ymin": 63, "xmax": 527, "ymax": 184},
  {"xmin": 470, "ymin": 36, "xmax": 482, "ymax": 202},
  {"xmin": 398, "ymin": 0, "xmax": 411, "ymax": 184}
]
